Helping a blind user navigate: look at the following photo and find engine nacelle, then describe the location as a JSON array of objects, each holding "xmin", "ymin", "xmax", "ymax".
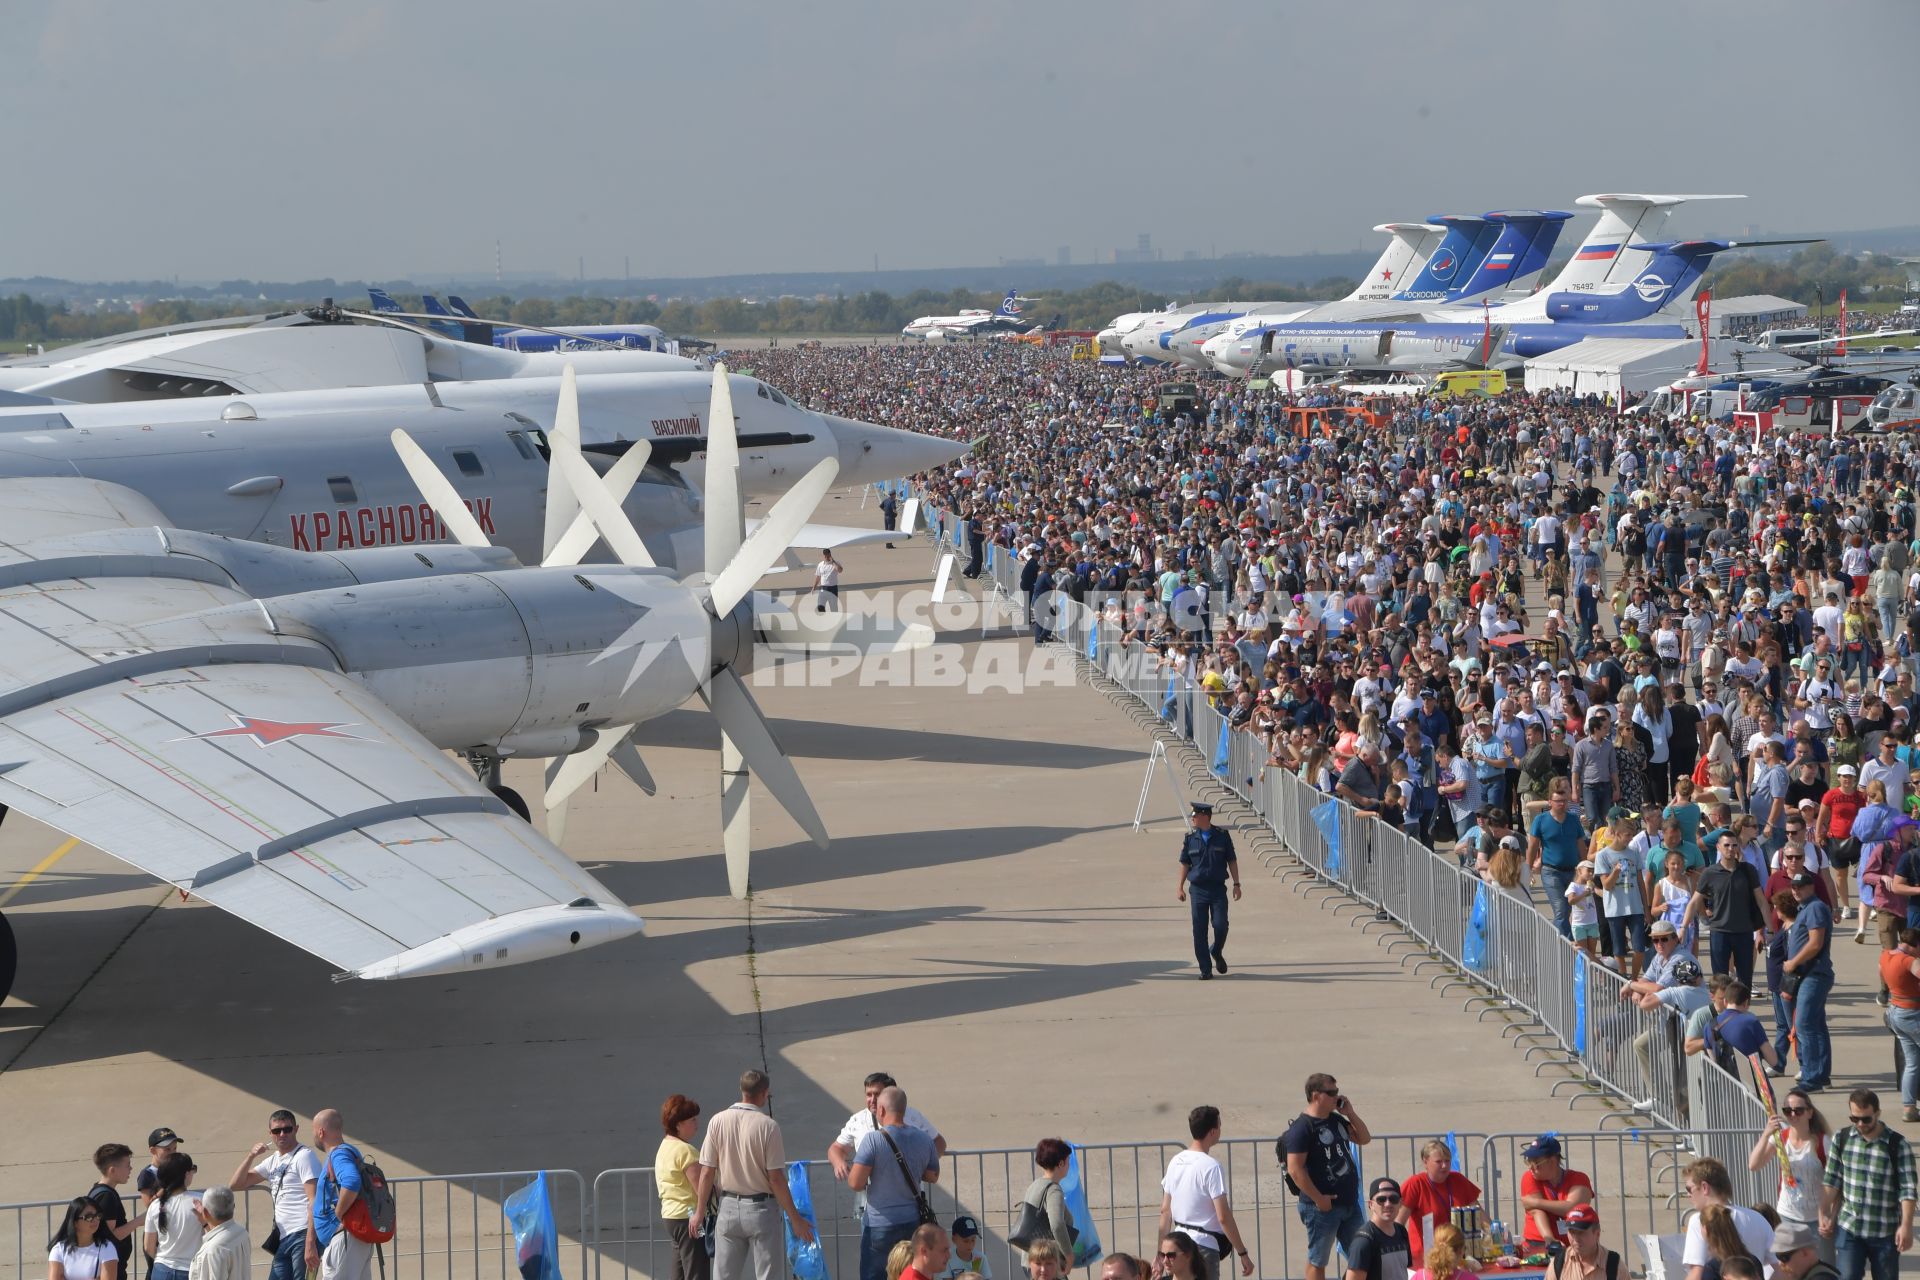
[{"xmin": 265, "ymin": 565, "xmax": 713, "ymax": 753}]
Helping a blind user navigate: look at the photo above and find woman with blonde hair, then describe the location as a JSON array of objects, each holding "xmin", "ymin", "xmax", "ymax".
[{"xmin": 1413, "ymin": 1224, "xmax": 1478, "ymax": 1280}]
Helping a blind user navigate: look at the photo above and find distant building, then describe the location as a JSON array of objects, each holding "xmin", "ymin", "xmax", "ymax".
[{"xmin": 1113, "ymin": 233, "xmax": 1157, "ymax": 265}]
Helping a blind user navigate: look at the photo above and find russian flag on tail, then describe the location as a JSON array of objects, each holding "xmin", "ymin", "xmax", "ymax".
[
  {"xmin": 1482, "ymin": 253, "xmax": 1515, "ymax": 272},
  {"xmin": 1575, "ymin": 243, "xmax": 1621, "ymax": 262}
]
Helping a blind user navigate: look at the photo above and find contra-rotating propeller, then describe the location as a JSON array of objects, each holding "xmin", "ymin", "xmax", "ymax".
[{"xmin": 389, "ymin": 361, "xmax": 844, "ymax": 898}]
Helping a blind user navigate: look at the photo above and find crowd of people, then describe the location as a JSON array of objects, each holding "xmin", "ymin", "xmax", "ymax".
[
  {"xmin": 747, "ymin": 339, "xmax": 1920, "ymax": 1117},
  {"xmin": 646, "ymin": 1066, "xmax": 1917, "ymax": 1280},
  {"xmin": 47, "ymin": 1111, "xmax": 377, "ymax": 1280}
]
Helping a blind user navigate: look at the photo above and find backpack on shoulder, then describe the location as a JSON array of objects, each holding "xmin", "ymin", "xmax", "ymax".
[{"xmin": 333, "ymin": 1145, "xmax": 397, "ymax": 1245}]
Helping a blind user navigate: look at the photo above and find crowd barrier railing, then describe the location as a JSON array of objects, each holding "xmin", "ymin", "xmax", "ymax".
[
  {"xmin": 1043, "ymin": 596, "xmax": 1774, "ymax": 1145},
  {"xmin": 0, "ymin": 1169, "xmax": 588, "ymax": 1280},
  {"xmin": 1, "ymin": 1131, "xmax": 1779, "ymax": 1280}
]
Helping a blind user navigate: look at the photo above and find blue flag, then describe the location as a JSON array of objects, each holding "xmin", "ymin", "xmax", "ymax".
[
  {"xmin": 1462, "ymin": 883, "xmax": 1491, "ymax": 973},
  {"xmin": 1087, "ymin": 619, "xmax": 1099, "ymax": 658},
  {"xmin": 1311, "ymin": 799, "xmax": 1342, "ymax": 876},
  {"xmin": 1061, "ymin": 1145, "xmax": 1104, "ymax": 1267},
  {"xmin": 1213, "ymin": 717, "xmax": 1230, "ymax": 776},
  {"xmin": 502, "ymin": 1172, "xmax": 562, "ymax": 1280}
]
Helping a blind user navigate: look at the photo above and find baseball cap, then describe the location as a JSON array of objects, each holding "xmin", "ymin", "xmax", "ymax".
[
  {"xmin": 1606, "ymin": 805, "xmax": 1635, "ymax": 822},
  {"xmin": 951, "ymin": 1215, "xmax": 980, "ymax": 1238},
  {"xmin": 148, "ymin": 1127, "xmax": 182, "ymax": 1148},
  {"xmin": 1789, "ymin": 871, "xmax": 1816, "ymax": 888},
  {"xmin": 1838, "ymin": 764, "xmax": 1859, "ymax": 776},
  {"xmin": 1500, "ymin": 834, "xmax": 1523, "ymax": 850},
  {"xmin": 1368, "ymin": 1176, "xmax": 1401, "ymax": 1200},
  {"xmin": 1522, "ymin": 1134, "xmax": 1562, "ymax": 1160},
  {"xmin": 1564, "ymin": 1205, "xmax": 1599, "ymax": 1229},
  {"xmin": 1671, "ymin": 957, "xmax": 1703, "ymax": 983},
  {"xmin": 1649, "ymin": 919, "xmax": 1677, "ymax": 938}
]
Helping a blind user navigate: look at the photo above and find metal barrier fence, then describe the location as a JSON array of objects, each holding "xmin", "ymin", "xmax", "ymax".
[
  {"xmin": 3, "ymin": 1127, "xmax": 1770, "ymax": 1280},
  {"xmin": 1, "ymin": 1170, "xmax": 587, "ymax": 1280},
  {"xmin": 587, "ymin": 1128, "xmax": 1764, "ymax": 1280}
]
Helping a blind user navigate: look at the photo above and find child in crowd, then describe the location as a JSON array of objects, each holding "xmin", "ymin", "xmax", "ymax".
[{"xmin": 1567, "ymin": 861, "xmax": 1601, "ymax": 956}]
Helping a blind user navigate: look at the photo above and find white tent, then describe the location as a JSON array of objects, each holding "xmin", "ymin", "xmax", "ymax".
[{"xmin": 1521, "ymin": 336, "xmax": 1748, "ymax": 399}]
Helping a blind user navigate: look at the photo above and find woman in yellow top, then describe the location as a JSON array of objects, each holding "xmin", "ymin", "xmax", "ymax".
[{"xmin": 656, "ymin": 1094, "xmax": 708, "ymax": 1280}]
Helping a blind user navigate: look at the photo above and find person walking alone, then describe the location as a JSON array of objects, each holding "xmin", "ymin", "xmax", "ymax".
[{"xmin": 1178, "ymin": 803, "xmax": 1240, "ymax": 979}]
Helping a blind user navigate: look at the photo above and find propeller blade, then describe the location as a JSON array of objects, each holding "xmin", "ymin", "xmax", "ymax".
[
  {"xmin": 718, "ymin": 729, "xmax": 751, "ymax": 898},
  {"xmin": 544, "ymin": 726, "xmax": 632, "ymax": 811},
  {"xmin": 707, "ymin": 456, "xmax": 841, "ymax": 617},
  {"xmin": 388, "ymin": 429, "xmax": 492, "ymax": 548},
  {"xmin": 702, "ymin": 363, "xmax": 743, "ymax": 576},
  {"xmin": 609, "ymin": 738, "xmax": 657, "ymax": 796},
  {"xmin": 541, "ymin": 365, "xmax": 584, "ymax": 563},
  {"xmin": 552, "ymin": 444, "xmax": 656, "ymax": 568},
  {"xmin": 542, "ymin": 756, "xmax": 570, "ymax": 846},
  {"xmin": 698, "ymin": 667, "xmax": 828, "ymax": 897},
  {"xmin": 544, "ymin": 439, "xmax": 653, "ymax": 567}
]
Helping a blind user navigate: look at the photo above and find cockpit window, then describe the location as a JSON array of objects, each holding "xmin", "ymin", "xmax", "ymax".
[
  {"xmin": 768, "ymin": 386, "xmax": 788, "ymax": 406},
  {"xmin": 756, "ymin": 382, "xmax": 770, "ymax": 399},
  {"xmin": 507, "ymin": 430, "xmax": 539, "ymax": 460},
  {"xmin": 327, "ymin": 475, "xmax": 357, "ymax": 503}
]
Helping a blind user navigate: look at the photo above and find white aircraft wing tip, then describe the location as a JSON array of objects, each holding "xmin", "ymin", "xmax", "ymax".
[{"xmin": 352, "ymin": 901, "xmax": 645, "ymax": 981}]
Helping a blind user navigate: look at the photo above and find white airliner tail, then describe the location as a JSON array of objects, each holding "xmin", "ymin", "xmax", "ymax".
[
  {"xmin": 1345, "ymin": 223, "xmax": 1445, "ymax": 301},
  {"xmin": 1546, "ymin": 193, "xmax": 1746, "ymax": 292}
]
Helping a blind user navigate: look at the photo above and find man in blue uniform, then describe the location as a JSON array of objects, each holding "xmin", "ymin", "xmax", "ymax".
[{"xmin": 1178, "ymin": 802, "xmax": 1241, "ymax": 979}]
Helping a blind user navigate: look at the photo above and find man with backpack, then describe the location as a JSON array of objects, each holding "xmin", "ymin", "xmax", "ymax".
[{"xmin": 308, "ymin": 1109, "xmax": 390, "ymax": 1280}]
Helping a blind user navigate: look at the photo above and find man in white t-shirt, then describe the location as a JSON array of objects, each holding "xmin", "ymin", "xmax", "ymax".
[
  {"xmin": 1158, "ymin": 1106, "xmax": 1252, "ymax": 1280},
  {"xmin": 229, "ymin": 1109, "xmax": 321, "ymax": 1280},
  {"xmin": 827, "ymin": 1072, "xmax": 946, "ymax": 1223},
  {"xmin": 1679, "ymin": 1158, "xmax": 1774, "ymax": 1280}
]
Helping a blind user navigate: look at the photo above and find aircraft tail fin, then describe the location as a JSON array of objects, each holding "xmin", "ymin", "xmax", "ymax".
[
  {"xmin": 1451, "ymin": 210, "xmax": 1574, "ymax": 299},
  {"xmin": 1346, "ymin": 223, "xmax": 1443, "ymax": 301},
  {"xmin": 445, "ymin": 296, "xmax": 481, "ymax": 319},
  {"xmin": 367, "ymin": 288, "xmax": 402, "ymax": 313},
  {"xmin": 994, "ymin": 289, "xmax": 1023, "ymax": 319},
  {"xmin": 1545, "ymin": 193, "xmax": 1746, "ymax": 293},
  {"xmin": 421, "ymin": 295, "xmax": 453, "ymax": 317},
  {"xmin": 1392, "ymin": 216, "xmax": 1492, "ymax": 301}
]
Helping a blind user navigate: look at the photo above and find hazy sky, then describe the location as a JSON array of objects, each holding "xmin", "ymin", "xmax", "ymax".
[{"xmin": 5, "ymin": 0, "xmax": 1916, "ymax": 284}]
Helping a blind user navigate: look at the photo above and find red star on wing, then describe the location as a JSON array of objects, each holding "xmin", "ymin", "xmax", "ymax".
[{"xmin": 188, "ymin": 716, "xmax": 368, "ymax": 749}]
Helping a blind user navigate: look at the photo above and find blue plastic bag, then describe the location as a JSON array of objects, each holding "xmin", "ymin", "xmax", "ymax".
[
  {"xmin": 1462, "ymin": 883, "xmax": 1490, "ymax": 973},
  {"xmin": 1060, "ymin": 1145, "xmax": 1104, "ymax": 1268},
  {"xmin": 784, "ymin": 1161, "xmax": 828, "ymax": 1280},
  {"xmin": 502, "ymin": 1172, "xmax": 562, "ymax": 1280}
]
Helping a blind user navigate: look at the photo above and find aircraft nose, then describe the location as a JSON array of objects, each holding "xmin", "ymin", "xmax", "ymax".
[{"xmin": 821, "ymin": 414, "xmax": 968, "ymax": 486}]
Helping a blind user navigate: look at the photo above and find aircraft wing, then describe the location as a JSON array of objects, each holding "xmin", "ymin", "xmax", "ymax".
[
  {"xmin": 0, "ymin": 480, "xmax": 641, "ymax": 981},
  {"xmin": 750, "ymin": 519, "xmax": 903, "ymax": 553}
]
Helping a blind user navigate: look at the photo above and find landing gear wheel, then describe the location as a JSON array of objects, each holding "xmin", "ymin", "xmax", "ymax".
[
  {"xmin": 490, "ymin": 786, "xmax": 531, "ymax": 823},
  {"xmin": 0, "ymin": 911, "xmax": 15, "ymax": 1007}
]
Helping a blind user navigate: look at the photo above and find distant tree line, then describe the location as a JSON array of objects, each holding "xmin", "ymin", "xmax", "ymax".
[{"xmin": 2, "ymin": 248, "xmax": 1911, "ymax": 345}]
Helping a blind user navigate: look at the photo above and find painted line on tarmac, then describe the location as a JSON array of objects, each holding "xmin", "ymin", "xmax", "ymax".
[{"xmin": 0, "ymin": 838, "xmax": 80, "ymax": 909}]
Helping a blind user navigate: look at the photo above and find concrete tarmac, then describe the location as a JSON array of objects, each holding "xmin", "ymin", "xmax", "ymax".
[{"xmin": 0, "ymin": 488, "xmax": 1692, "ymax": 1212}]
